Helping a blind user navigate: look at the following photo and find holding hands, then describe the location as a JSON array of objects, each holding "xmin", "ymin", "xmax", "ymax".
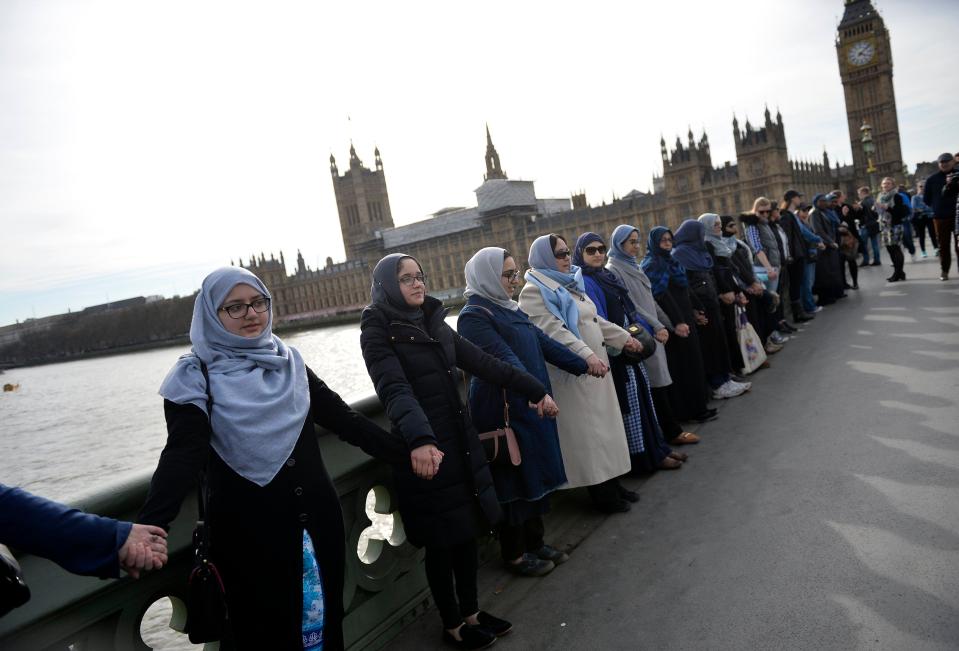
[
  {"xmin": 411, "ymin": 444, "xmax": 444, "ymax": 480},
  {"xmin": 654, "ymin": 328, "xmax": 669, "ymax": 344},
  {"xmin": 623, "ymin": 337, "xmax": 644, "ymax": 355},
  {"xmin": 119, "ymin": 524, "xmax": 168, "ymax": 578},
  {"xmin": 529, "ymin": 394, "xmax": 559, "ymax": 419},
  {"xmin": 674, "ymin": 323, "xmax": 691, "ymax": 338},
  {"xmin": 585, "ymin": 354, "xmax": 609, "ymax": 378}
]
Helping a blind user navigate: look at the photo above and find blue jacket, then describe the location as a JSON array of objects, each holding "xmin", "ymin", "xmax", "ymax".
[
  {"xmin": 0, "ymin": 484, "xmax": 130, "ymax": 578},
  {"xmin": 797, "ymin": 218, "xmax": 823, "ymax": 256},
  {"xmin": 457, "ymin": 295, "xmax": 587, "ymax": 504}
]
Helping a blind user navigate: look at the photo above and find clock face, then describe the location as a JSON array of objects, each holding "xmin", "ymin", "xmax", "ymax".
[{"xmin": 848, "ymin": 41, "xmax": 875, "ymax": 66}]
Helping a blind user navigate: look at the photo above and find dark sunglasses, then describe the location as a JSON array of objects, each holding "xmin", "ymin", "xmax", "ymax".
[
  {"xmin": 756, "ymin": 209, "xmax": 771, "ymax": 215},
  {"xmin": 554, "ymin": 249, "xmax": 571, "ymax": 259},
  {"xmin": 583, "ymin": 245, "xmax": 607, "ymax": 256}
]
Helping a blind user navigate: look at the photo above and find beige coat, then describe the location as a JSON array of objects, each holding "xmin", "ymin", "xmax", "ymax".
[{"xmin": 518, "ymin": 270, "xmax": 632, "ymax": 488}]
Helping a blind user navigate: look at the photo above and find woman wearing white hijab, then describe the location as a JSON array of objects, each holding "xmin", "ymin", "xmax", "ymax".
[
  {"xmin": 458, "ymin": 247, "xmax": 587, "ymax": 577},
  {"xmin": 139, "ymin": 267, "xmax": 404, "ymax": 650},
  {"xmin": 518, "ymin": 234, "xmax": 644, "ymax": 513}
]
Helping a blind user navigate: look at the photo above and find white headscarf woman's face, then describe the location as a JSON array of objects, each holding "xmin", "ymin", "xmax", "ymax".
[
  {"xmin": 218, "ymin": 283, "xmax": 269, "ymax": 338},
  {"xmin": 500, "ymin": 256, "xmax": 520, "ymax": 298}
]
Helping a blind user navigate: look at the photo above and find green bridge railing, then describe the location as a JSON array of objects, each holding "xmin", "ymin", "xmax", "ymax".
[{"xmin": 0, "ymin": 394, "xmax": 430, "ymax": 650}]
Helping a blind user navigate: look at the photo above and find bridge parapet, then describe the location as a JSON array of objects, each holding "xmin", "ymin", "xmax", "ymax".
[{"xmin": 0, "ymin": 394, "xmax": 430, "ymax": 651}]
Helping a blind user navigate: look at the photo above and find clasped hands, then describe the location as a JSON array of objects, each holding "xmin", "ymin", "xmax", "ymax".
[{"xmin": 119, "ymin": 524, "xmax": 169, "ymax": 579}]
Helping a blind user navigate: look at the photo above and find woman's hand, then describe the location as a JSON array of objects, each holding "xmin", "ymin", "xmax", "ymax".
[
  {"xmin": 748, "ymin": 282, "xmax": 764, "ymax": 295},
  {"xmin": 119, "ymin": 524, "xmax": 168, "ymax": 578},
  {"xmin": 411, "ymin": 444, "xmax": 442, "ymax": 480},
  {"xmin": 654, "ymin": 328, "xmax": 669, "ymax": 344},
  {"xmin": 623, "ymin": 337, "xmax": 643, "ymax": 354},
  {"xmin": 530, "ymin": 394, "xmax": 559, "ymax": 418},
  {"xmin": 675, "ymin": 323, "xmax": 690, "ymax": 338},
  {"xmin": 817, "ymin": 242, "xmax": 827, "ymax": 250},
  {"xmin": 585, "ymin": 354, "xmax": 608, "ymax": 378},
  {"xmin": 736, "ymin": 293, "xmax": 749, "ymax": 306},
  {"xmin": 719, "ymin": 291, "xmax": 735, "ymax": 305},
  {"xmin": 694, "ymin": 311, "xmax": 708, "ymax": 326},
  {"xmin": 766, "ymin": 267, "xmax": 778, "ymax": 280}
]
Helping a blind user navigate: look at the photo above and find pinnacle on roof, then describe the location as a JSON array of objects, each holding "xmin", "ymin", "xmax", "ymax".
[{"xmin": 839, "ymin": 0, "xmax": 877, "ymax": 28}]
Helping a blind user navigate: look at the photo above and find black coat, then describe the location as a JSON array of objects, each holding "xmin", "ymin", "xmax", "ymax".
[
  {"xmin": 924, "ymin": 169, "xmax": 959, "ymax": 220},
  {"xmin": 778, "ymin": 211, "xmax": 807, "ymax": 262},
  {"xmin": 138, "ymin": 369, "xmax": 405, "ymax": 651},
  {"xmin": 705, "ymin": 243, "xmax": 739, "ymax": 294},
  {"xmin": 360, "ymin": 296, "xmax": 546, "ymax": 549}
]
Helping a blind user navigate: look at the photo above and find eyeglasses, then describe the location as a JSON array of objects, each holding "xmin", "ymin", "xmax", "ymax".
[
  {"xmin": 756, "ymin": 210, "xmax": 771, "ymax": 215},
  {"xmin": 219, "ymin": 297, "xmax": 271, "ymax": 319},
  {"xmin": 583, "ymin": 245, "xmax": 607, "ymax": 256},
  {"xmin": 502, "ymin": 270, "xmax": 520, "ymax": 281},
  {"xmin": 554, "ymin": 249, "xmax": 571, "ymax": 259},
  {"xmin": 398, "ymin": 273, "xmax": 428, "ymax": 287}
]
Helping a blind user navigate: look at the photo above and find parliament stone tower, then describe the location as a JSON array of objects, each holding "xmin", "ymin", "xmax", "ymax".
[
  {"xmin": 331, "ymin": 144, "xmax": 394, "ymax": 261},
  {"xmin": 836, "ymin": 0, "xmax": 904, "ymax": 183}
]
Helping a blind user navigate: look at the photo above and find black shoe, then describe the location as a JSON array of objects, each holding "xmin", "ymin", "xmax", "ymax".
[
  {"xmin": 778, "ymin": 322, "xmax": 798, "ymax": 333},
  {"xmin": 689, "ymin": 408, "xmax": 719, "ymax": 423},
  {"xmin": 870, "ymin": 261, "xmax": 882, "ymax": 266},
  {"xmin": 886, "ymin": 274, "xmax": 900, "ymax": 282},
  {"xmin": 616, "ymin": 484, "xmax": 640, "ymax": 502},
  {"xmin": 444, "ymin": 624, "xmax": 497, "ymax": 649},
  {"xmin": 851, "ymin": 284, "xmax": 859, "ymax": 290},
  {"xmin": 843, "ymin": 283, "xmax": 853, "ymax": 289},
  {"xmin": 594, "ymin": 498, "xmax": 630, "ymax": 513},
  {"xmin": 505, "ymin": 553, "xmax": 554, "ymax": 577},
  {"xmin": 535, "ymin": 544, "xmax": 570, "ymax": 565},
  {"xmin": 941, "ymin": 274, "xmax": 949, "ymax": 281},
  {"xmin": 475, "ymin": 611, "xmax": 513, "ymax": 637},
  {"xmin": 794, "ymin": 312, "xmax": 813, "ymax": 322}
]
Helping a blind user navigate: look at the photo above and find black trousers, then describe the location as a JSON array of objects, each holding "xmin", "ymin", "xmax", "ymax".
[
  {"xmin": 886, "ymin": 245, "xmax": 905, "ymax": 276},
  {"xmin": 424, "ymin": 540, "xmax": 480, "ymax": 629},
  {"xmin": 845, "ymin": 257, "xmax": 859, "ymax": 286},
  {"xmin": 498, "ymin": 516, "xmax": 545, "ymax": 562},
  {"xmin": 651, "ymin": 386, "xmax": 682, "ymax": 440}
]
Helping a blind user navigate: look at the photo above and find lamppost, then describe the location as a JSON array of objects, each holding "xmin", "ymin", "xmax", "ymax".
[{"xmin": 860, "ymin": 120, "xmax": 877, "ymax": 191}]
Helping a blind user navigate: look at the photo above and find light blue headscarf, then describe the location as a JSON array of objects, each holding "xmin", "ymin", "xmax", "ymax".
[
  {"xmin": 524, "ymin": 235, "xmax": 583, "ymax": 338},
  {"xmin": 159, "ymin": 266, "xmax": 309, "ymax": 487}
]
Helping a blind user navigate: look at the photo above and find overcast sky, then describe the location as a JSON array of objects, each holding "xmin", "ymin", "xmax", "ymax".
[{"xmin": 3, "ymin": 0, "xmax": 957, "ymax": 326}]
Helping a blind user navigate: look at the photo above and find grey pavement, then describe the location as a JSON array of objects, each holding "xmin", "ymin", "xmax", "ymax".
[{"xmin": 389, "ymin": 256, "xmax": 959, "ymax": 651}]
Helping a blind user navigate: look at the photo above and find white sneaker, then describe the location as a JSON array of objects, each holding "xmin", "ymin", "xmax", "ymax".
[
  {"xmin": 730, "ymin": 380, "xmax": 752, "ymax": 392},
  {"xmin": 911, "ymin": 253, "xmax": 917, "ymax": 262},
  {"xmin": 712, "ymin": 381, "xmax": 747, "ymax": 400}
]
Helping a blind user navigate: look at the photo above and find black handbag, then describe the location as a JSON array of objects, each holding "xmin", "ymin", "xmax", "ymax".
[
  {"xmin": 0, "ymin": 543, "xmax": 30, "ymax": 618},
  {"xmin": 621, "ymin": 319, "xmax": 657, "ymax": 363},
  {"xmin": 184, "ymin": 362, "xmax": 228, "ymax": 643}
]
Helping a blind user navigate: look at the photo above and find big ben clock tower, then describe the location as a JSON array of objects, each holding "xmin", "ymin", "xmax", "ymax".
[{"xmin": 836, "ymin": 0, "xmax": 904, "ymax": 184}]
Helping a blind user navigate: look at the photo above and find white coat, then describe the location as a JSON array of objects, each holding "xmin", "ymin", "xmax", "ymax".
[{"xmin": 518, "ymin": 270, "xmax": 632, "ymax": 488}]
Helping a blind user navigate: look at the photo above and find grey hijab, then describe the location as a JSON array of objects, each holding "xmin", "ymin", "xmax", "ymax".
[
  {"xmin": 463, "ymin": 247, "xmax": 519, "ymax": 311},
  {"xmin": 699, "ymin": 213, "xmax": 734, "ymax": 258}
]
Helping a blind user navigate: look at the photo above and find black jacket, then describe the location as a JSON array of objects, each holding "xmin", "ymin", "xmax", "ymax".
[
  {"xmin": 138, "ymin": 369, "xmax": 404, "ymax": 651},
  {"xmin": 778, "ymin": 211, "xmax": 807, "ymax": 262},
  {"xmin": 924, "ymin": 169, "xmax": 959, "ymax": 220},
  {"xmin": 705, "ymin": 243, "xmax": 739, "ymax": 294},
  {"xmin": 360, "ymin": 296, "xmax": 546, "ymax": 548}
]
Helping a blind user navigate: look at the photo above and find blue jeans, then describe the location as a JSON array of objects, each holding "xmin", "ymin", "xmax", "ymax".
[
  {"xmin": 802, "ymin": 262, "xmax": 817, "ymax": 313},
  {"xmin": 859, "ymin": 228, "xmax": 881, "ymax": 264},
  {"xmin": 902, "ymin": 220, "xmax": 916, "ymax": 255}
]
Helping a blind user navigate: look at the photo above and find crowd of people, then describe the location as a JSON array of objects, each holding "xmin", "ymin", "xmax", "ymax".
[{"xmin": 4, "ymin": 157, "xmax": 958, "ymax": 650}]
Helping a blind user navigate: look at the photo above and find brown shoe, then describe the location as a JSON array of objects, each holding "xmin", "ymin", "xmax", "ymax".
[
  {"xmin": 668, "ymin": 451, "xmax": 688, "ymax": 462},
  {"xmin": 670, "ymin": 432, "xmax": 700, "ymax": 445},
  {"xmin": 657, "ymin": 456, "xmax": 683, "ymax": 470}
]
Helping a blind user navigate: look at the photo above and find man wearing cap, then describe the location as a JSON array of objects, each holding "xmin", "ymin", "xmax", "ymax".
[
  {"xmin": 779, "ymin": 190, "xmax": 814, "ymax": 321},
  {"xmin": 923, "ymin": 153, "xmax": 959, "ymax": 280}
]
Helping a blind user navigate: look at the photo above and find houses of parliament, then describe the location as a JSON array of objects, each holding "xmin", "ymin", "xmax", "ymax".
[{"xmin": 244, "ymin": 0, "xmax": 904, "ymax": 322}]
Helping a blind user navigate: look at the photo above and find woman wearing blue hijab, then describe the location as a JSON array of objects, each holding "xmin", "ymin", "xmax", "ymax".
[
  {"xmin": 518, "ymin": 234, "xmax": 645, "ymax": 513},
  {"xmin": 574, "ymin": 232, "xmax": 685, "ymax": 473},
  {"xmin": 139, "ymin": 266, "xmax": 405, "ymax": 650},
  {"xmin": 670, "ymin": 220, "xmax": 749, "ymax": 400}
]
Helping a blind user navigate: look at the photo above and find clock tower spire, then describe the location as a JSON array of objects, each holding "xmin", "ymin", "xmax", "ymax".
[{"xmin": 836, "ymin": 0, "xmax": 904, "ymax": 185}]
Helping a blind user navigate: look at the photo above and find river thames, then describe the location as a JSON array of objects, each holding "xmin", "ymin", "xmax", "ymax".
[{"xmin": 1, "ymin": 317, "xmax": 462, "ymax": 502}]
